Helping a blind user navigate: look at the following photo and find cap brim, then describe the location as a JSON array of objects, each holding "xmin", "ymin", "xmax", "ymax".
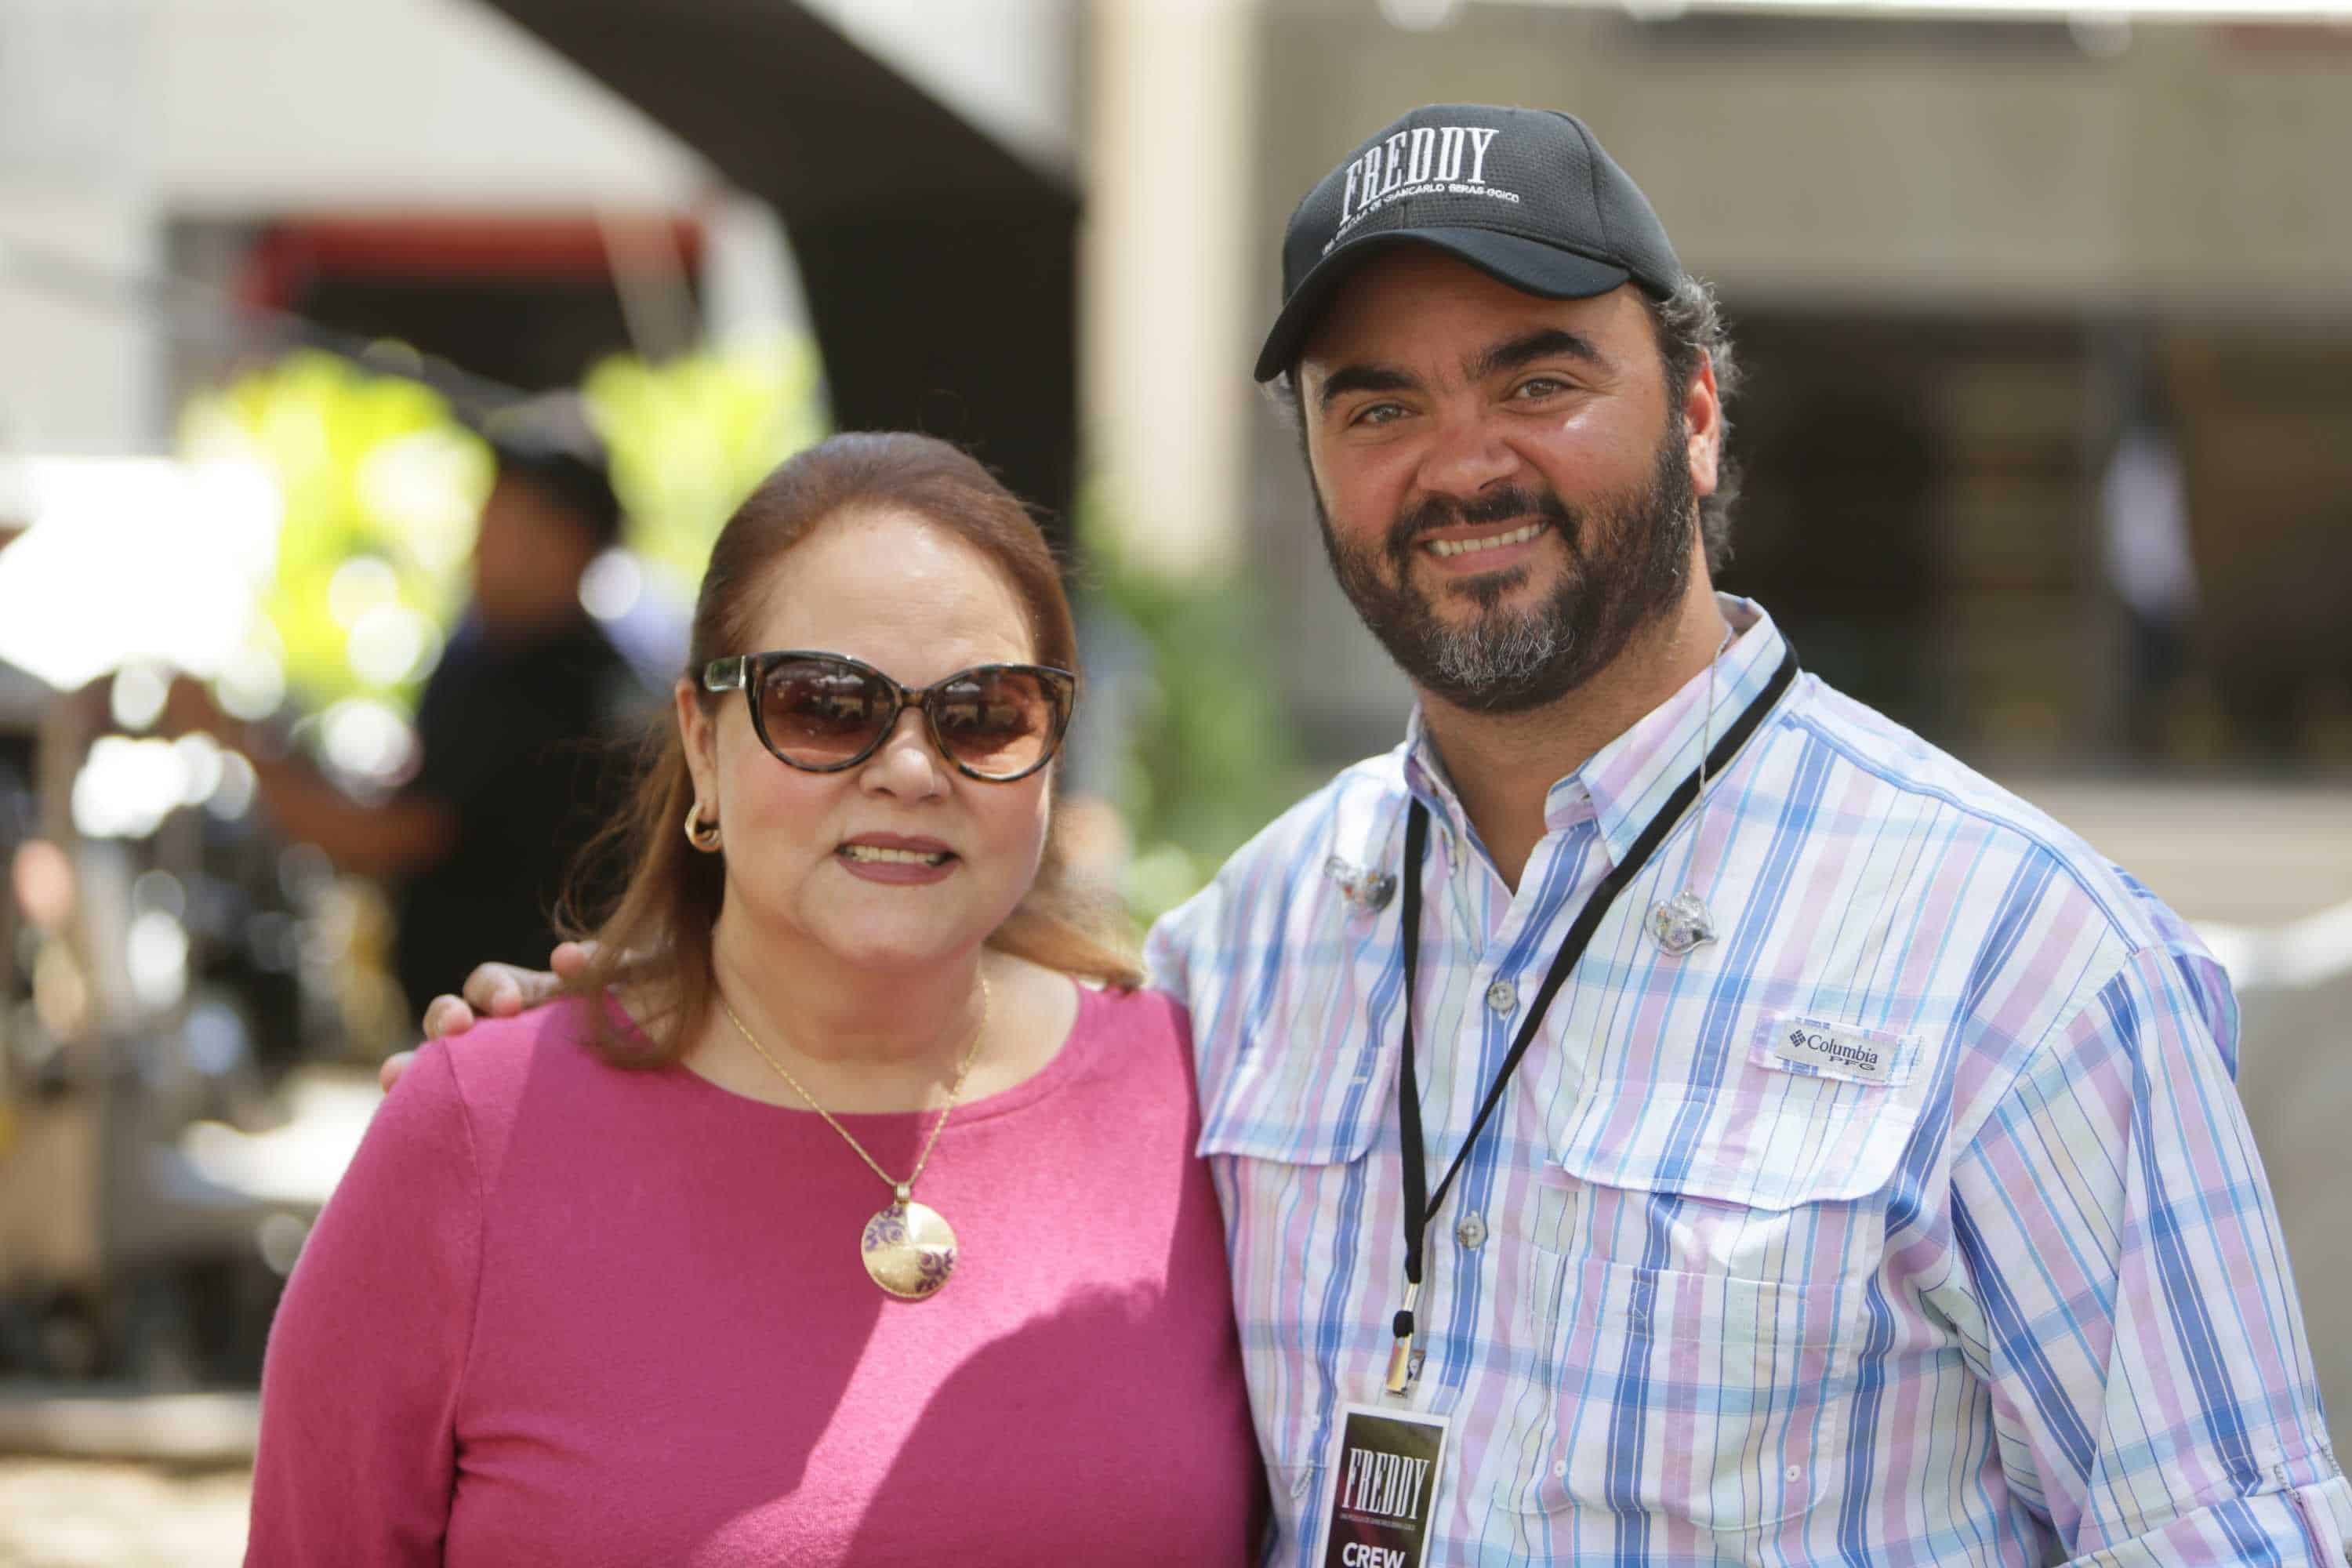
[{"xmin": 1253, "ymin": 227, "xmax": 1633, "ymax": 383}]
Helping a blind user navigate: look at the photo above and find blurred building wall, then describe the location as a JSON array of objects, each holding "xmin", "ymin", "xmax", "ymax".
[
  {"xmin": 1246, "ymin": 4, "xmax": 2352, "ymax": 314},
  {"xmin": 147, "ymin": 0, "xmax": 705, "ymax": 212},
  {"xmin": 1083, "ymin": 0, "xmax": 1258, "ymax": 578},
  {"xmin": 0, "ymin": 2, "xmax": 165, "ymax": 456},
  {"xmin": 798, "ymin": 0, "xmax": 1078, "ymax": 180}
]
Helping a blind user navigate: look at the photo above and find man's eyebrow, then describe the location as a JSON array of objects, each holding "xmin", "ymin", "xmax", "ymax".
[
  {"xmin": 1316, "ymin": 364, "xmax": 1417, "ymax": 416},
  {"xmin": 1467, "ymin": 328, "xmax": 1606, "ymax": 382}
]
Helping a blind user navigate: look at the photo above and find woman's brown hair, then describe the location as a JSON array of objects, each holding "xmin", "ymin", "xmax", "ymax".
[{"xmin": 559, "ymin": 430, "xmax": 1142, "ymax": 1065}]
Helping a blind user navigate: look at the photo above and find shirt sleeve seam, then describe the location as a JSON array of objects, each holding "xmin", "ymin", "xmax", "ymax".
[
  {"xmin": 1951, "ymin": 935, "xmax": 2227, "ymax": 1168},
  {"xmin": 1787, "ymin": 711, "xmax": 2154, "ymax": 946}
]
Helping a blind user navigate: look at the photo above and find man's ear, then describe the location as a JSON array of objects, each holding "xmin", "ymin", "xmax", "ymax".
[{"xmin": 1682, "ymin": 350, "xmax": 1722, "ymax": 500}]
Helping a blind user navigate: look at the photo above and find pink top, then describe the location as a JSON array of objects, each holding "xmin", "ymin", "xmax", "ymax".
[{"xmin": 246, "ymin": 984, "xmax": 1265, "ymax": 1566}]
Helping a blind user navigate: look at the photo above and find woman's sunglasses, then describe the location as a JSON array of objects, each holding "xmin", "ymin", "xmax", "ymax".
[{"xmin": 702, "ymin": 651, "xmax": 1076, "ymax": 782}]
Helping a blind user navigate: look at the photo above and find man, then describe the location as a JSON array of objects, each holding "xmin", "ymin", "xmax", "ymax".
[
  {"xmin": 172, "ymin": 400, "xmax": 650, "ymax": 1017},
  {"xmin": 415, "ymin": 107, "xmax": 2347, "ymax": 1563}
]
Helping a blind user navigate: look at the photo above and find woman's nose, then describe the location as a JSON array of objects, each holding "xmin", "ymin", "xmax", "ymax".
[{"xmin": 859, "ymin": 707, "xmax": 948, "ymax": 797}]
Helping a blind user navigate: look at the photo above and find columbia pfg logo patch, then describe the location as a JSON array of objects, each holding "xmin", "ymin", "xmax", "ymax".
[{"xmin": 1764, "ymin": 1016, "xmax": 1911, "ymax": 1086}]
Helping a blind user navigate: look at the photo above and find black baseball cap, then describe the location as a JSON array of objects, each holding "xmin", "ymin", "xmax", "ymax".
[{"xmin": 1255, "ymin": 104, "xmax": 1684, "ymax": 383}]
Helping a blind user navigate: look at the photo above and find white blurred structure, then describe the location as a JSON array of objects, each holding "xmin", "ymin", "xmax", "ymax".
[
  {"xmin": 0, "ymin": 459, "xmax": 279, "ymax": 691},
  {"xmin": 0, "ymin": 0, "xmax": 773, "ymax": 457}
]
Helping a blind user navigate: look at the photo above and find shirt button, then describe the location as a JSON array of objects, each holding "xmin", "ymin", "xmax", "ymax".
[
  {"xmin": 1552, "ymin": 1459, "xmax": 1568, "ymax": 1478},
  {"xmin": 1784, "ymin": 1464, "xmax": 1803, "ymax": 1483},
  {"xmin": 1484, "ymin": 978, "xmax": 1517, "ymax": 1014},
  {"xmin": 1454, "ymin": 1213, "xmax": 1487, "ymax": 1248}
]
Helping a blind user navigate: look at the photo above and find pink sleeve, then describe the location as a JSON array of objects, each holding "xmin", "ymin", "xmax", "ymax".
[{"xmin": 245, "ymin": 1041, "xmax": 483, "ymax": 1566}]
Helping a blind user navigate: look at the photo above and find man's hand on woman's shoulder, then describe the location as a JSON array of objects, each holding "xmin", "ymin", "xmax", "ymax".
[{"xmin": 379, "ymin": 942, "xmax": 593, "ymax": 1093}]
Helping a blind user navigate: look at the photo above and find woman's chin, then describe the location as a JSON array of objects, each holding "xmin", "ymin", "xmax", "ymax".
[
  {"xmin": 722, "ymin": 879, "xmax": 1013, "ymax": 976},
  {"xmin": 804, "ymin": 916, "xmax": 987, "ymax": 975}
]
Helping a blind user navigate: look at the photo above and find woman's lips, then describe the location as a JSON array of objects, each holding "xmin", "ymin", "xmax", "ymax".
[{"xmin": 836, "ymin": 837, "xmax": 956, "ymax": 884}]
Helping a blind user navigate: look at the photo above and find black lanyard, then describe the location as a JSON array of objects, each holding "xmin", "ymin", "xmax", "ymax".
[{"xmin": 1384, "ymin": 645, "xmax": 1798, "ymax": 1395}]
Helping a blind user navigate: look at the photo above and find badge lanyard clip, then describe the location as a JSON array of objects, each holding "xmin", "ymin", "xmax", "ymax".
[{"xmin": 1385, "ymin": 1280, "xmax": 1422, "ymax": 1395}]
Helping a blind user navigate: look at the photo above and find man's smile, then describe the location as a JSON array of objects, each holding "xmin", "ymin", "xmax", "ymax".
[{"xmin": 1421, "ymin": 520, "xmax": 1547, "ymax": 559}]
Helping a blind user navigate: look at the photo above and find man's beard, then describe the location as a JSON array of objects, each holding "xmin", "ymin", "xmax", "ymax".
[{"xmin": 1314, "ymin": 421, "xmax": 1697, "ymax": 715}]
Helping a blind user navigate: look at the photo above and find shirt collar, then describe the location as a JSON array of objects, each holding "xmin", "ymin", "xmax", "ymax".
[
  {"xmin": 1400, "ymin": 707, "xmax": 1465, "ymax": 837},
  {"xmin": 1582, "ymin": 595, "xmax": 1786, "ymax": 866},
  {"xmin": 1400, "ymin": 596, "xmax": 1791, "ymax": 869}
]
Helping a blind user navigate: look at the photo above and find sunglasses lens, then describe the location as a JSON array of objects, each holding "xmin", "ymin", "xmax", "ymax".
[
  {"xmin": 757, "ymin": 659, "xmax": 891, "ymax": 768},
  {"xmin": 931, "ymin": 669, "xmax": 1062, "ymax": 779}
]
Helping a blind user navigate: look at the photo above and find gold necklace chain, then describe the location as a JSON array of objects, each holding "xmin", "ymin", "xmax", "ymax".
[{"xmin": 718, "ymin": 974, "xmax": 992, "ymax": 1203}]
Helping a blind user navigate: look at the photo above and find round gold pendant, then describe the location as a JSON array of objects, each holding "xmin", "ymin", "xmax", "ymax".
[{"xmin": 861, "ymin": 1200, "xmax": 957, "ymax": 1300}]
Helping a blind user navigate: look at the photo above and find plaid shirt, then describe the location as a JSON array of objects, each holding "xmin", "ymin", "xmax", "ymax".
[{"xmin": 1147, "ymin": 598, "xmax": 2349, "ymax": 1566}]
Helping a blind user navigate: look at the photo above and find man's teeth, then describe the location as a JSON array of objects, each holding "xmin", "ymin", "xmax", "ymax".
[
  {"xmin": 1425, "ymin": 521, "xmax": 1543, "ymax": 558},
  {"xmin": 841, "ymin": 845, "xmax": 949, "ymax": 866}
]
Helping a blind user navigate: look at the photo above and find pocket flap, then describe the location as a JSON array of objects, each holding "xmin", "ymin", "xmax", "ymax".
[
  {"xmin": 1196, "ymin": 1025, "xmax": 1391, "ymax": 1167},
  {"xmin": 1556, "ymin": 1019, "xmax": 1926, "ymax": 1212}
]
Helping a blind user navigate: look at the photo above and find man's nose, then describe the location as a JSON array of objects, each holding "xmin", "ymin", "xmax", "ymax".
[{"xmin": 1416, "ymin": 411, "xmax": 1519, "ymax": 499}]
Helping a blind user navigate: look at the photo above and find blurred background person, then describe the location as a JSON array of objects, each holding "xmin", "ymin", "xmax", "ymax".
[
  {"xmin": 167, "ymin": 403, "xmax": 654, "ymax": 1020},
  {"xmin": 2100, "ymin": 389, "xmax": 2201, "ymax": 758},
  {"xmin": 0, "ymin": 517, "xmax": 37, "ymax": 846},
  {"xmin": 0, "ymin": 516, "xmax": 44, "ymax": 1073}
]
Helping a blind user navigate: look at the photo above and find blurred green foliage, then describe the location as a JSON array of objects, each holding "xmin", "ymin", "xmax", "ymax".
[
  {"xmin": 177, "ymin": 336, "xmax": 829, "ymax": 721},
  {"xmin": 180, "ymin": 351, "xmax": 486, "ymax": 714},
  {"xmin": 586, "ymin": 332, "xmax": 828, "ymax": 599},
  {"xmin": 1080, "ymin": 507, "xmax": 1305, "ymax": 927}
]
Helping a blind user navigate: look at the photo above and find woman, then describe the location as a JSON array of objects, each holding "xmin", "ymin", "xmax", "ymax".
[{"xmin": 245, "ymin": 433, "xmax": 1265, "ymax": 1564}]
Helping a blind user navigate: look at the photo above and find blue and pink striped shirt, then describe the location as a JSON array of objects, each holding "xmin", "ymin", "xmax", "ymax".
[{"xmin": 1148, "ymin": 597, "xmax": 2348, "ymax": 1566}]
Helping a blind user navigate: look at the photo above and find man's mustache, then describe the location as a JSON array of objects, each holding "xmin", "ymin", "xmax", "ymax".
[{"xmin": 1385, "ymin": 486, "xmax": 1577, "ymax": 565}]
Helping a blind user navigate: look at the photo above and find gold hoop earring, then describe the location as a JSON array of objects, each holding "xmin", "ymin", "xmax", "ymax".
[{"xmin": 684, "ymin": 804, "xmax": 722, "ymax": 852}]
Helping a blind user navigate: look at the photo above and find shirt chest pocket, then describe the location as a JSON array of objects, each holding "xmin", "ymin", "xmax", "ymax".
[
  {"xmin": 1520, "ymin": 1027, "xmax": 1926, "ymax": 1533},
  {"xmin": 1195, "ymin": 1019, "xmax": 1395, "ymax": 1504}
]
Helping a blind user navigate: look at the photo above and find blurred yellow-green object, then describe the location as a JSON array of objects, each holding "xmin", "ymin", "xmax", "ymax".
[
  {"xmin": 180, "ymin": 351, "xmax": 486, "ymax": 720},
  {"xmin": 176, "ymin": 336, "xmax": 828, "ymax": 731},
  {"xmin": 585, "ymin": 332, "xmax": 829, "ymax": 599},
  {"xmin": 1077, "ymin": 495, "xmax": 1306, "ymax": 928}
]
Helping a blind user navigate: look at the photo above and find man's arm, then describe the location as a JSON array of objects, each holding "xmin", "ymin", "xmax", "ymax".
[
  {"xmin": 381, "ymin": 942, "xmax": 588, "ymax": 1091},
  {"xmin": 1944, "ymin": 942, "xmax": 2350, "ymax": 1561},
  {"xmin": 164, "ymin": 678, "xmax": 452, "ymax": 881},
  {"xmin": 237, "ymin": 746, "xmax": 454, "ymax": 880}
]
